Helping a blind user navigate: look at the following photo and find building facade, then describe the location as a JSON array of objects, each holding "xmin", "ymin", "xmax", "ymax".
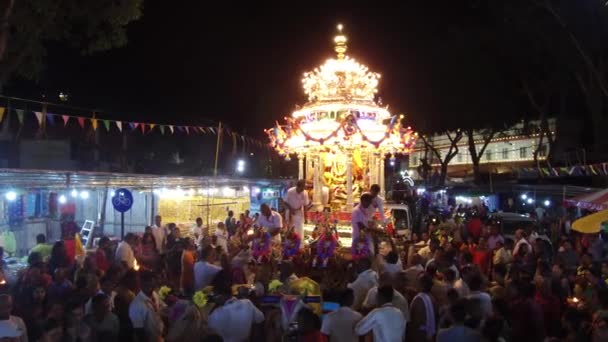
[{"xmin": 409, "ymin": 119, "xmax": 556, "ymax": 179}]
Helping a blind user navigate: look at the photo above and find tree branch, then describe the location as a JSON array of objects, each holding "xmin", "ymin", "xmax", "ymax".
[{"xmin": 540, "ymin": 0, "xmax": 608, "ymax": 98}]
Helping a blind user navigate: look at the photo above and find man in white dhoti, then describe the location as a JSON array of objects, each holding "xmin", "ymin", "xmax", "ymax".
[{"xmin": 282, "ymin": 180, "xmax": 309, "ymax": 241}]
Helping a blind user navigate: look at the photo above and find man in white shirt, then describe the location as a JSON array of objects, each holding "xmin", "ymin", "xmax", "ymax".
[
  {"xmin": 190, "ymin": 217, "xmax": 204, "ymax": 241},
  {"xmin": 282, "ymin": 180, "xmax": 309, "ymax": 240},
  {"xmin": 129, "ymin": 272, "xmax": 165, "ymax": 342},
  {"xmin": 321, "ymin": 289, "xmax": 362, "ymax": 342},
  {"xmin": 208, "ymin": 282, "xmax": 264, "ymax": 342},
  {"xmin": 348, "ymin": 258, "xmax": 378, "ymax": 310},
  {"xmin": 363, "ymin": 273, "xmax": 410, "ymax": 322},
  {"xmin": 512, "ymin": 229, "xmax": 531, "ymax": 257},
  {"xmin": 418, "ymin": 238, "xmax": 439, "ymax": 263},
  {"xmin": 150, "ymin": 215, "xmax": 166, "ymax": 253},
  {"xmin": 368, "ymin": 184, "xmax": 387, "ymax": 223},
  {"xmin": 0, "ymin": 294, "xmax": 27, "ymax": 342},
  {"xmin": 351, "ymin": 193, "xmax": 373, "ymax": 243},
  {"xmin": 115, "ymin": 233, "xmax": 136, "ymax": 269},
  {"xmin": 194, "ymin": 246, "xmax": 223, "ymax": 290},
  {"xmin": 257, "ymin": 203, "xmax": 283, "ymax": 243},
  {"xmin": 355, "ymin": 285, "xmax": 406, "ymax": 342}
]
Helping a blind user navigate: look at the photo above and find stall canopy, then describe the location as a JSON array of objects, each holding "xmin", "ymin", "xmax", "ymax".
[
  {"xmin": 0, "ymin": 168, "xmax": 285, "ymax": 191},
  {"xmin": 572, "ymin": 208, "xmax": 608, "ymax": 234},
  {"xmin": 565, "ymin": 188, "xmax": 608, "ymax": 211}
]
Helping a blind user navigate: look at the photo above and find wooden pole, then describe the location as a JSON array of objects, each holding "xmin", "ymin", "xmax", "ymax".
[{"xmin": 214, "ymin": 122, "xmax": 222, "ymax": 176}]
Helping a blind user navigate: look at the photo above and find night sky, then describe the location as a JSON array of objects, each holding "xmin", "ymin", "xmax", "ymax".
[{"xmin": 7, "ymin": 2, "xmax": 523, "ymax": 137}]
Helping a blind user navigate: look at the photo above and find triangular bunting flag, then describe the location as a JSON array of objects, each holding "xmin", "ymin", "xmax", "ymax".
[
  {"xmin": 91, "ymin": 118, "xmax": 98, "ymax": 131},
  {"xmin": 116, "ymin": 121, "xmax": 122, "ymax": 132},
  {"xmin": 177, "ymin": 126, "xmax": 184, "ymax": 132},
  {"xmin": 46, "ymin": 113, "xmax": 55, "ymax": 126},
  {"xmin": 15, "ymin": 109, "xmax": 24, "ymax": 125},
  {"xmin": 209, "ymin": 127, "xmax": 216, "ymax": 134},
  {"xmin": 160, "ymin": 125, "xmax": 165, "ymax": 135},
  {"xmin": 199, "ymin": 127, "xmax": 207, "ymax": 133},
  {"xmin": 149, "ymin": 123, "xmax": 155, "ymax": 130},
  {"xmin": 77, "ymin": 117, "xmax": 85, "ymax": 128},
  {"xmin": 34, "ymin": 111, "xmax": 44, "ymax": 126},
  {"xmin": 168, "ymin": 125, "xmax": 174, "ymax": 134},
  {"xmin": 103, "ymin": 120, "xmax": 111, "ymax": 131},
  {"xmin": 0, "ymin": 107, "xmax": 5, "ymax": 123},
  {"xmin": 61, "ymin": 115, "xmax": 70, "ymax": 126},
  {"xmin": 129, "ymin": 122, "xmax": 138, "ymax": 130},
  {"xmin": 185, "ymin": 126, "xmax": 190, "ymax": 134},
  {"xmin": 140, "ymin": 123, "xmax": 145, "ymax": 134}
]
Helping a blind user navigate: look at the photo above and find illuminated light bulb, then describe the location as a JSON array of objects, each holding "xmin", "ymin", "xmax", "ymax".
[
  {"xmin": 5, "ymin": 191, "xmax": 16, "ymax": 201},
  {"xmin": 544, "ymin": 200, "xmax": 550, "ymax": 207},
  {"xmin": 71, "ymin": 189, "xmax": 78, "ymax": 198},
  {"xmin": 80, "ymin": 191, "xmax": 89, "ymax": 199},
  {"xmin": 526, "ymin": 198, "xmax": 534, "ymax": 204},
  {"xmin": 58, "ymin": 195, "xmax": 67, "ymax": 204},
  {"xmin": 110, "ymin": 191, "xmax": 115, "ymax": 197},
  {"xmin": 243, "ymin": 186, "xmax": 249, "ymax": 192},
  {"xmin": 521, "ymin": 194, "xmax": 527, "ymax": 200}
]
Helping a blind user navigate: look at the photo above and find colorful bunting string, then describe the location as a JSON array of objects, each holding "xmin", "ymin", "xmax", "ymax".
[
  {"xmin": 0, "ymin": 105, "xmax": 270, "ymax": 150},
  {"xmin": 34, "ymin": 111, "xmax": 44, "ymax": 127}
]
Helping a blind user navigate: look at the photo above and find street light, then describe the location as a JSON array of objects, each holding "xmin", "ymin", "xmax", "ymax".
[
  {"xmin": 5, "ymin": 191, "xmax": 16, "ymax": 201},
  {"xmin": 236, "ymin": 159, "xmax": 245, "ymax": 173}
]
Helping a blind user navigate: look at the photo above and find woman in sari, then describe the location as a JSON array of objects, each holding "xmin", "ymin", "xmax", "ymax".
[
  {"xmin": 180, "ymin": 238, "xmax": 196, "ymax": 296},
  {"xmin": 139, "ymin": 232, "xmax": 159, "ymax": 272}
]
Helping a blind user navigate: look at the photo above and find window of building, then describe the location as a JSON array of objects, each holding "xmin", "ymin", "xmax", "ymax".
[
  {"xmin": 411, "ymin": 155, "xmax": 418, "ymax": 165},
  {"xmin": 520, "ymin": 147, "xmax": 527, "ymax": 159},
  {"xmin": 457, "ymin": 153, "xmax": 463, "ymax": 162},
  {"xmin": 502, "ymin": 148, "xmax": 509, "ymax": 160},
  {"xmin": 486, "ymin": 151, "xmax": 493, "ymax": 161}
]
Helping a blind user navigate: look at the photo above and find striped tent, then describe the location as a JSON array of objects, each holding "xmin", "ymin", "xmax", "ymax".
[{"xmin": 566, "ymin": 188, "xmax": 608, "ymax": 211}]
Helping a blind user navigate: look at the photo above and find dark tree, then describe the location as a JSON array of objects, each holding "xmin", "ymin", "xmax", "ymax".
[{"xmin": 0, "ymin": 0, "xmax": 143, "ymax": 88}]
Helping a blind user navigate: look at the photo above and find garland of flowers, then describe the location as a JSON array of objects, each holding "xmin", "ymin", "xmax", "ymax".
[
  {"xmin": 158, "ymin": 286, "xmax": 172, "ymax": 301},
  {"xmin": 282, "ymin": 233, "xmax": 301, "ymax": 258},
  {"xmin": 268, "ymin": 115, "xmax": 415, "ymax": 154},
  {"xmin": 317, "ymin": 233, "xmax": 337, "ymax": 259},
  {"xmin": 351, "ymin": 236, "xmax": 371, "ymax": 260},
  {"xmin": 192, "ymin": 290, "xmax": 208, "ymax": 308},
  {"xmin": 268, "ymin": 279, "xmax": 284, "ymax": 293}
]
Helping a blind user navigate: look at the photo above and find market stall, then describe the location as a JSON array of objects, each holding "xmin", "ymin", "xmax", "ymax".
[{"xmin": 0, "ymin": 169, "xmax": 288, "ymax": 255}]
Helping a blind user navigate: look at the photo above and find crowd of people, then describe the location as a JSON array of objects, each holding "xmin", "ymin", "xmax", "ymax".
[{"xmin": 0, "ymin": 182, "xmax": 606, "ymax": 342}]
